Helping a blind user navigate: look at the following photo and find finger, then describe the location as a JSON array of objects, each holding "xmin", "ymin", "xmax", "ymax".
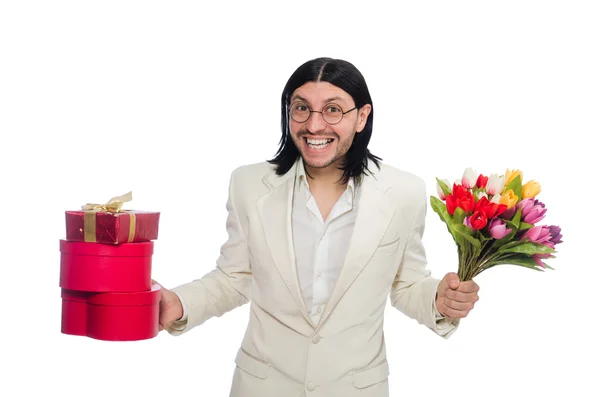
[
  {"xmin": 444, "ymin": 272, "xmax": 460, "ymax": 289},
  {"xmin": 447, "ymin": 289, "xmax": 479, "ymax": 303},
  {"xmin": 457, "ymin": 281, "xmax": 479, "ymax": 293},
  {"xmin": 439, "ymin": 306, "xmax": 468, "ymax": 320},
  {"xmin": 444, "ymin": 297, "xmax": 475, "ymax": 311}
]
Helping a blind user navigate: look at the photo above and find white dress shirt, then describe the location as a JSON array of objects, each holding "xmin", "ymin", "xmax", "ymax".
[{"xmin": 292, "ymin": 161, "xmax": 358, "ymax": 325}]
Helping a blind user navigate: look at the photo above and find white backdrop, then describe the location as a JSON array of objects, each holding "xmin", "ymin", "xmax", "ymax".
[{"xmin": 1, "ymin": 1, "xmax": 598, "ymax": 396}]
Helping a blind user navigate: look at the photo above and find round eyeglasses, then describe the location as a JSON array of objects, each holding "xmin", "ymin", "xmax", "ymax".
[{"xmin": 289, "ymin": 101, "xmax": 357, "ymax": 125}]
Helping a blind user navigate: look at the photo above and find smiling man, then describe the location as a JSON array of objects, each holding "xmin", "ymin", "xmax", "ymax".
[{"xmin": 155, "ymin": 57, "xmax": 480, "ymax": 397}]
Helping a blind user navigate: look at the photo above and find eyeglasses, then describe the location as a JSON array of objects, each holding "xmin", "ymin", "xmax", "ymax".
[{"xmin": 289, "ymin": 101, "xmax": 357, "ymax": 125}]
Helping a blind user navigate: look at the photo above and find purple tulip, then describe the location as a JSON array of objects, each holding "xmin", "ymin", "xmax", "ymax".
[
  {"xmin": 501, "ymin": 206, "xmax": 517, "ymax": 220},
  {"xmin": 548, "ymin": 225, "xmax": 563, "ymax": 245},
  {"xmin": 464, "ymin": 216, "xmax": 474, "ymax": 230},
  {"xmin": 488, "ymin": 218, "xmax": 512, "ymax": 239},
  {"xmin": 517, "ymin": 198, "xmax": 547, "ymax": 224}
]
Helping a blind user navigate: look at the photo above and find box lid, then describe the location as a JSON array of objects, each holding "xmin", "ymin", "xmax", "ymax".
[
  {"xmin": 87, "ymin": 284, "xmax": 161, "ymax": 306},
  {"xmin": 59, "ymin": 239, "xmax": 154, "ymax": 256}
]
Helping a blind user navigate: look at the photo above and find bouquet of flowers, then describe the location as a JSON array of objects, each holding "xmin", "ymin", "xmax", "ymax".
[{"xmin": 430, "ymin": 168, "xmax": 563, "ymax": 281}]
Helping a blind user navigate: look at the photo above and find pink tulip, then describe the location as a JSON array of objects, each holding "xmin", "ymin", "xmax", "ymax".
[
  {"xmin": 517, "ymin": 198, "xmax": 547, "ymax": 224},
  {"xmin": 488, "ymin": 218, "xmax": 512, "ymax": 239},
  {"xmin": 521, "ymin": 225, "xmax": 552, "ymax": 245}
]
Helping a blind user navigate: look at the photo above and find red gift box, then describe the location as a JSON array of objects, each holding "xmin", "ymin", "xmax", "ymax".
[
  {"xmin": 59, "ymin": 239, "xmax": 153, "ymax": 292},
  {"xmin": 65, "ymin": 191, "xmax": 160, "ymax": 244},
  {"xmin": 61, "ymin": 285, "xmax": 161, "ymax": 341}
]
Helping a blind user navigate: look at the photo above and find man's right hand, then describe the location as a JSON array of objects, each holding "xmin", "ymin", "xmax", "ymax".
[{"xmin": 152, "ymin": 280, "xmax": 184, "ymax": 331}]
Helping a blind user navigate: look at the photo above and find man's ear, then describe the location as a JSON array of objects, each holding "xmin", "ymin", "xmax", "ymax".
[{"xmin": 355, "ymin": 104, "xmax": 372, "ymax": 133}]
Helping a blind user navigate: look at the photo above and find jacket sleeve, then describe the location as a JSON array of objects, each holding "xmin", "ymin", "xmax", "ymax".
[
  {"xmin": 389, "ymin": 179, "xmax": 460, "ymax": 339},
  {"xmin": 167, "ymin": 167, "xmax": 252, "ymax": 335}
]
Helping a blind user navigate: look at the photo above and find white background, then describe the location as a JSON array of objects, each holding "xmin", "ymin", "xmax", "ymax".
[{"xmin": 1, "ymin": 1, "xmax": 598, "ymax": 396}]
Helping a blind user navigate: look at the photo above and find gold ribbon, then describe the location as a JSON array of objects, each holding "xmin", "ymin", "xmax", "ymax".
[{"xmin": 81, "ymin": 191, "xmax": 136, "ymax": 243}]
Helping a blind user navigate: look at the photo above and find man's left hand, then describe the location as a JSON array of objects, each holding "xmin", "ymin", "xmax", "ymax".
[{"xmin": 436, "ymin": 272, "xmax": 479, "ymax": 320}]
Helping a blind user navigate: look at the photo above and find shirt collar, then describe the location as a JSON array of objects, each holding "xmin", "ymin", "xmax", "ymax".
[{"xmin": 295, "ymin": 159, "xmax": 356, "ymax": 199}]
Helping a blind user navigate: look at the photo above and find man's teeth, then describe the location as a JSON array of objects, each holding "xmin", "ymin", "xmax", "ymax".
[{"xmin": 307, "ymin": 138, "xmax": 332, "ymax": 145}]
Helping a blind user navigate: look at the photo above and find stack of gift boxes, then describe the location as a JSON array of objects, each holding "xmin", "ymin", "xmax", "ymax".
[{"xmin": 59, "ymin": 192, "xmax": 161, "ymax": 341}]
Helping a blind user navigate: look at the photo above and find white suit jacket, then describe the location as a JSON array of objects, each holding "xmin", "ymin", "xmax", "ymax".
[{"xmin": 168, "ymin": 158, "xmax": 459, "ymax": 397}]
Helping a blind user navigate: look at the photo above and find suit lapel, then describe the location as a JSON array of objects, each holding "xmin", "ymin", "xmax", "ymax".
[
  {"xmin": 316, "ymin": 169, "xmax": 395, "ymax": 329},
  {"xmin": 257, "ymin": 160, "xmax": 314, "ymax": 328}
]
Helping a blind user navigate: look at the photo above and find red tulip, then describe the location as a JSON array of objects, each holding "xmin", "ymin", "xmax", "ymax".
[
  {"xmin": 476, "ymin": 174, "xmax": 489, "ymax": 189},
  {"xmin": 475, "ymin": 196, "xmax": 507, "ymax": 219},
  {"xmin": 469, "ymin": 210, "xmax": 488, "ymax": 230},
  {"xmin": 445, "ymin": 183, "xmax": 475, "ymax": 215}
]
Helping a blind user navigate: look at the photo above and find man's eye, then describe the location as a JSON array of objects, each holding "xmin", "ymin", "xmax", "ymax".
[
  {"xmin": 297, "ymin": 105, "xmax": 308, "ymax": 111},
  {"xmin": 326, "ymin": 105, "xmax": 341, "ymax": 113}
]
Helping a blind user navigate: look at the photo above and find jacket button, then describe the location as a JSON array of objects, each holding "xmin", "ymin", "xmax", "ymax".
[
  {"xmin": 312, "ymin": 335, "xmax": 321, "ymax": 344},
  {"xmin": 307, "ymin": 382, "xmax": 316, "ymax": 391}
]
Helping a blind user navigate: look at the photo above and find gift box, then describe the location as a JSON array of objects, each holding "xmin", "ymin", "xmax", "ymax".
[
  {"xmin": 61, "ymin": 284, "xmax": 161, "ymax": 341},
  {"xmin": 65, "ymin": 191, "xmax": 160, "ymax": 244},
  {"xmin": 59, "ymin": 239, "xmax": 153, "ymax": 292}
]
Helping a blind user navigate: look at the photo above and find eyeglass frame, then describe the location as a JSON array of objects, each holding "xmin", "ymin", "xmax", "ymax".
[{"xmin": 288, "ymin": 100, "xmax": 357, "ymax": 125}]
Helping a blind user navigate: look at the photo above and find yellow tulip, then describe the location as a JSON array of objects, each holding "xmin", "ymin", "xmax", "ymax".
[
  {"xmin": 500, "ymin": 189, "xmax": 519, "ymax": 209},
  {"xmin": 505, "ymin": 169, "xmax": 523, "ymax": 184},
  {"xmin": 522, "ymin": 180, "xmax": 541, "ymax": 199}
]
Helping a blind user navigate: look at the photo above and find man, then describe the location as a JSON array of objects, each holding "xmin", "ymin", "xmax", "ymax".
[{"xmin": 155, "ymin": 57, "xmax": 480, "ymax": 397}]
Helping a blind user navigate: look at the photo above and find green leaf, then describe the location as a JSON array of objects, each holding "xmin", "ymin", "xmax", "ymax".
[
  {"xmin": 497, "ymin": 257, "xmax": 545, "ymax": 271},
  {"xmin": 519, "ymin": 222, "xmax": 534, "ymax": 231},
  {"xmin": 453, "ymin": 206, "xmax": 467, "ymax": 225},
  {"xmin": 436, "ymin": 178, "xmax": 451, "ymax": 197},
  {"xmin": 449, "ymin": 223, "xmax": 482, "ymax": 253},
  {"xmin": 504, "ymin": 174, "xmax": 523, "ymax": 201},
  {"xmin": 498, "ymin": 241, "xmax": 555, "ymax": 255}
]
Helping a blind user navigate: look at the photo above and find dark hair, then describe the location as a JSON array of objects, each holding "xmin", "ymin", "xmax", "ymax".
[{"xmin": 267, "ymin": 57, "xmax": 381, "ymax": 184}]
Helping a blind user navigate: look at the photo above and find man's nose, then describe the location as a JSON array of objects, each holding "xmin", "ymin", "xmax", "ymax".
[{"xmin": 306, "ymin": 111, "xmax": 327, "ymax": 133}]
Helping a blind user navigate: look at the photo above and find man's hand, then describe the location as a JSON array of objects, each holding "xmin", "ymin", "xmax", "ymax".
[
  {"xmin": 435, "ymin": 272, "xmax": 479, "ymax": 320},
  {"xmin": 152, "ymin": 280, "xmax": 184, "ymax": 331}
]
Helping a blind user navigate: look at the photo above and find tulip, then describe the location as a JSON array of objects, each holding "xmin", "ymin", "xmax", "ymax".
[
  {"xmin": 476, "ymin": 174, "xmax": 489, "ymax": 189},
  {"xmin": 517, "ymin": 198, "xmax": 547, "ymax": 224},
  {"xmin": 548, "ymin": 225, "xmax": 563, "ymax": 245},
  {"xmin": 501, "ymin": 205, "xmax": 517, "ymax": 220},
  {"xmin": 464, "ymin": 216, "xmax": 473, "ymax": 230},
  {"xmin": 486, "ymin": 174, "xmax": 505, "ymax": 196},
  {"xmin": 488, "ymin": 218, "xmax": 512, "ymax": 239},
  {"xmin": 521, "ymin": 225, "xmax": 552, "ymax": 245},
  {"xmin": 476, "ymin": 191, "xmax": 487, "ymax": 200},
  {"xmin": 469, "ymin": 210, "xmax": 488, "ymax": 230},
  {"xmin": 436, "ymin": 178, "xmax": 451, "ymax": 200},
  {"xmin": 462, "ymin": 168, "xmax": 478, "ymax": 189},
  {"xmin": 505, "ymin": 169, "xmax": 523, "ymax": 184},
  {"xmin": 522, "ymin": 180, "xmax": 541, "ymax": 199},
  {"xmin": 445, "ymin": 183, "xmax": 475, "ymax": 215},
  {"xmin": 499, "ymin": 190, "xmax": 518, "ymax": 209},
  {"xmin": 476, "ymin": 196, "xmax": 507, "ymax": 218},
  {"xmin": 533, "ymin": 253, "xmax": 551, "ymax": 268}
]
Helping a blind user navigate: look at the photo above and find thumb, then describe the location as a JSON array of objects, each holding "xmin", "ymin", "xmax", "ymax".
[{"xmin": 445, "ymin": 272, "xmax": 460, "ymax": 289}]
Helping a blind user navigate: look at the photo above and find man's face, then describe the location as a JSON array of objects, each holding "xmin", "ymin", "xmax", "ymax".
[{"xmin": 289, "ymin": 81, "xmax": 371, "ymax": 171}]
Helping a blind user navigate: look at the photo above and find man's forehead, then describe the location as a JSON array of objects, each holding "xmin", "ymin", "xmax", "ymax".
[{"xmin": 291, "ymin": 82, "xmax": 352, "ymax": 104}]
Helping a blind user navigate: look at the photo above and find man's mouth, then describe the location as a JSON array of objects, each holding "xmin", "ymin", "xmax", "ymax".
[{"xmin": 305, "ymin": 137, "xmax": 334, "ymax": 150}]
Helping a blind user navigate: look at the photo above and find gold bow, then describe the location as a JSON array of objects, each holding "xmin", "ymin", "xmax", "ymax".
[{"xmin": 81, "ymin": 191, "xmax": 136, "ymax": 243}]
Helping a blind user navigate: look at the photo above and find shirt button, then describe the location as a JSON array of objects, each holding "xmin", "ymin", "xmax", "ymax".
[
  {"xmin": 307, "ymin": 382, "xmax": 316, "ymax": 391},
  {"xmin": 316, "ymin": 306, "xmax": 322, "ymax": 313},
  {"xmin": 312, "ymin": 335, "xmax": 321, "ymax": 344}
]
